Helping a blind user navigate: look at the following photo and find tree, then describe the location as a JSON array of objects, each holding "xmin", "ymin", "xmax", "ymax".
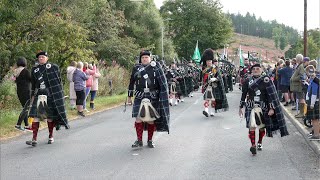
[
  {"xmin": 0, "ymin": 0, "xmax": 97, "ymax": 78},
  {"xmin": 272, "ymin": 27, "xmax": 282, "ymax": 49},
  {"xmin": 111, "ymin": 0, "xmax": 164, "ymax": 55},
  {"xmin": 285, "ymin": 29, "xmax": 319, "ymax": 59},
  {"xmin": 279, "ymin": 35, "xmax": 287, "ymax": 50},
  {"xmin": 160, "ymin": 0, "xmax": 233, "ymax": 59}
]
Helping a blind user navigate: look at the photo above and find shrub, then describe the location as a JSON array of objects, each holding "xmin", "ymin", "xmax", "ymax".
[
  {"xmin": 0, "ymin": 73, "xmax": 20, "ymax": 110},
  {"xmin": 61, "ymin": 64, "xmax": 130, "ymax": 99},
  {"xmin": 98, "ymin": 65, "xmax": 130, "ymax": 96}
]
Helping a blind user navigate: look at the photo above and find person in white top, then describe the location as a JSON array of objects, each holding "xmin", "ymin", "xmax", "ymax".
[{"xmin": 66, "ymin": 61, "xmax": 77, "ymax": 109}]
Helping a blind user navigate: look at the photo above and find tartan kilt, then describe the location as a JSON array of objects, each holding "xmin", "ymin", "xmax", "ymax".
[
  {"xmin": 212, "ymin": 86, "xmax": 223, "ymax": 100},
  {"xmin": 244, "ymin": 105, "xmax": 269, "ymax": 128},
  {"xmin": 244, "ymin": 108, "xmax": 252, "ymax": 128},
  {"xmin": 132, "ymin": 97, "xmax": 159, "ymax": 118},
  {"xmin": 29, "ymin": 96, "xmax": 59, "ymax": 120},
  {"xmin": 306, "ymin": 101, "xmax": 320, "ymax": 120}
]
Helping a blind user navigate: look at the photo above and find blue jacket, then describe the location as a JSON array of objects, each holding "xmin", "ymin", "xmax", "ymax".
[{"xmin": 278, "ymin": 67, "xmax": 293, "ymax": 86}]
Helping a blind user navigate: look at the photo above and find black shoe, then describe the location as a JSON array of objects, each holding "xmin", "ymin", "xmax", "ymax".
[
  {"xmin": 77, "ymin": 111, "xmax": 85, "ymax": 117},
  {"xmin": 132, "ymin": 140, "xmax": 143, "ymax": 148},
  {"xmin": 250, "ymin": 146, "xmax": 257, "ymax": 155},
  {"xmin": 90, "ymin": 103, "xmax": 95, "ymax": 110},
  {"xmin": 15, "ymin": 125, "xmax": 25, "ymax": 131},
  {"xmin": 26, "ymin": 140, "xmax": 37, "ymax": 147},
  {"xmin": 284, "ymin": 102, "xmax": 289, "ymax": 106},
  {"xmin": 203, "ymin": 111, "xmax": 209, "ymax": 117},
  {"xmin": 147, "ymin": 140, "xmax": 155, "ymax": 148}
]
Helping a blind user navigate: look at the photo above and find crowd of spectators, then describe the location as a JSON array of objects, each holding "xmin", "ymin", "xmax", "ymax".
[{"xmin": 271, "ymin": 54, "xmax": 319, "ymax": 141}]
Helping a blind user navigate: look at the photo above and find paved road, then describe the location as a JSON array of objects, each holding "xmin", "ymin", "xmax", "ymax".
[{"xmin": 1, "ymin": 88, "xmax": 319, "ymax": 180}]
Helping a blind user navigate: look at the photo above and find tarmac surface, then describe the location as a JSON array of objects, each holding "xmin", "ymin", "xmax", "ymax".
[{"xmin": 1, "ymin": 87, "xmax": 319, "ymax": 180}]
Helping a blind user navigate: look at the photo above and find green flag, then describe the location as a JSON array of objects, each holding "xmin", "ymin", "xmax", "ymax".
[
  {"xmin": 192, "ymin": 41, "xmax": 201, "ymax": 64},
  {"xmin": 239, "ymin": 45, "xmax": 244, "ymax": 66}
]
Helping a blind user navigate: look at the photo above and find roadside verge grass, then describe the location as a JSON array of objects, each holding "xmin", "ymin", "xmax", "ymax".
[{"xmin": 0, "ymin": 93, "xmax": 127, "ymax": 140}]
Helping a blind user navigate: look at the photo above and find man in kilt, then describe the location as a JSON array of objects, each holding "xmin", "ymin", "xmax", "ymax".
[
  {"xmin": 176, "ymin": 64, "xmax": 187, "ymax": 103},
  {"xmin": 305, "ymin": 65, "xmax": 320, "ymax": 140},
  {"xmin": 201, "ymin": 49, "xmax": 229, "ymax": 117},
  {"xmin": 239, "ymin": 58, "xmax": 251, "ymax": 90},
  {"xmin": 185, "ymin": 63, "xmax": 196, "ymax": 97},
  {"xmin": 26, "ymin": 51, "xmax": 70, "ymax": 147},
  {"xmin": 128, "ymin": 50, "xmax": 170, "ymax": 148},
  {"xmin": 166, "ymin": 63, "xmax": 180, "ymax": 106},
  {"xmin": 239, "ymin": 64, "xmax": 289, "ymax": 155}
]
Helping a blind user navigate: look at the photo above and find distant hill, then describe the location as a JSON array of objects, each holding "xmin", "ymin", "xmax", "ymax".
[{"xmin": 223, "ymin": 33, "xmax": 288, "ymax": 66}]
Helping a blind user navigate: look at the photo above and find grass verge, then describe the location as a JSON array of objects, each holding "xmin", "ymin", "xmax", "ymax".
[{"xmin": 0, "ymin": 93, "xmax": 127, "ymax": 140}]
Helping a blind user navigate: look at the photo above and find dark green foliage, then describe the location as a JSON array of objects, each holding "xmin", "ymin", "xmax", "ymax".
[
  {"xmin": 160, "ymin": 0, "xmax": 233, "ymax": 59},
  {"xmin": 285, "ymin": 29, "xmax": 320, "ymax": 59},
  {"xmin": 227, "ymin": 12, "xmax": 300, "ymax": 44}
]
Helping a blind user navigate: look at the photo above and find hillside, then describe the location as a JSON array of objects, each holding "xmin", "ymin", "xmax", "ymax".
[{"xmin": 224, "ymin": 33, "xmax": 288, "ymax": 66}]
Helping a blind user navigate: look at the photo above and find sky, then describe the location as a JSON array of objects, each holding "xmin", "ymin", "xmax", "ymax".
[{"xmin": 154, "ymin": 0, "xmax": 320, "ymax": 32}]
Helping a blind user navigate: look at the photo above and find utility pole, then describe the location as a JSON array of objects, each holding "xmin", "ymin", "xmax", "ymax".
[
  {"xmin": 161, "ymin": 26, "xmax": 164, "ymax": 60},
  {"xmin": 161, "ymin": 18, "xmax": 173, "ymax": 61},
  {"xmin": 303, "ymin": 0, "xmax": 307, "ymax": 56}
]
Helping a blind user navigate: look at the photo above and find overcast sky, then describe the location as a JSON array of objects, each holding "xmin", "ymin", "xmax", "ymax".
[{"xmin": 154, "ymin": 0, "xmax": 320, "ymax": 32}]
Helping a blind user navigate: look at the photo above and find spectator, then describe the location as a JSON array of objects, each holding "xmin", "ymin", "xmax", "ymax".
[
  {"xmin": 73, "ymin": 62, "xmax": 89, "ymax": 117},
  {"xmin": 278, "ymin": 60, "xmax": 294, "ymax": 106},
  {"xmin": 291, "ymin": 58, "xmax": 297, "ymax": 70},
  {"xmin": 290, "ymin": 54, "xmax": 309, "ymax": 118},
  {"xmin": 309, "ymin": 60, "xmax": 318, "ymax": 70},
  {"xmin": 66, "ymin": 61, "xmax": 77, "ymax": 110},
  {"xmin": 90, "ymin": 63, "xmax": 101, "ymax": 110},
  {"xmin": 305, "ymin": 65, "xmax": 320, "ymax": 140},
  {"xmin": 13, "ymin": 57, "xmax": 32, "ymax": 131},
  {"xmin": 83, "ymin": 62, "xmax": 88, "ymax": 72},
  {"xmin": 83, "ymin": 64, "xmax": 95, "ymax": 111}
]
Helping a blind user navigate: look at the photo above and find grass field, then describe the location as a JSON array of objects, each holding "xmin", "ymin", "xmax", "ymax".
[{"xmin": 0, "ymin": 93, "xmax": 127, "ymax": 140}]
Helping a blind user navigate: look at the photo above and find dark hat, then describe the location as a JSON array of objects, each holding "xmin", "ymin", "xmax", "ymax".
[
  {"xmin": 36, "ymin": 51, "xmax": 48, "ymax": 58},
  {"xmin": 140, "ymin": 50, "xmax": 151, "ymax": 58},
  {"xmin": 201, "ymin": 49, "xmax": 214, "ymax": 62},
  {"xmin": 250, "ymin": 63, "xmax": 261, "ymax": 71},
  {"xmin": 303, "ymin": 57, "xmax": 310, "ymax": 62},
  {"xmin": 139, "ymin": 50, "xmax": 151, "ymax": 62}
]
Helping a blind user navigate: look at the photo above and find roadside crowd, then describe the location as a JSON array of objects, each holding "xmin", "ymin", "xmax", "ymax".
[
  {"xmin": 12, "ymin": 58, "xmax": 101, "ymax": 132},
  {"xmin": 271, "ymin": 54, "xmax": 319, "ymax": 141}
]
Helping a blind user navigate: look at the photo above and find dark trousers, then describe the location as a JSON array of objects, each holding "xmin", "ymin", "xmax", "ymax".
[
  {"xmin": 76, "ymin": 90, "xmax": 86, "ymax": 105},
  {"xmin": 16, "ymin": 97, "xmax": 30, "ymax": 126}
]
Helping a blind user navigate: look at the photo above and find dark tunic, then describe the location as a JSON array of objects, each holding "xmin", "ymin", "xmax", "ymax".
[{"xmin": 15, "ymin": 68, "xmax": 31, "ymax": 106}]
